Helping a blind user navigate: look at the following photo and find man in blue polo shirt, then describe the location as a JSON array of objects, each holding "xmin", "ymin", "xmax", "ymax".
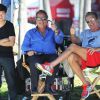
[{"xmin": 21, "ymin": 10, "xmax": 64, "ymax": 93}]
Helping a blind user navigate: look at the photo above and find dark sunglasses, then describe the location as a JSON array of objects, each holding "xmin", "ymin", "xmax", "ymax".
[
  {"xmin": 36, "ymin": 17, "xmax": 47, "ymax": 21},
  {"xmin": 86, "ymin": 18, "xmax": 95, "ymax": 24}
]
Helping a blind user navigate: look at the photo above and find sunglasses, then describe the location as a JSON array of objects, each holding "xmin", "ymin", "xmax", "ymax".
[
  {"xmin": 36, "ymin": 17, "xmax": 47, "ymax": 21},
  {"xmin": 86, "ymin": 18, "xmax": 95, "ymax": 24}
]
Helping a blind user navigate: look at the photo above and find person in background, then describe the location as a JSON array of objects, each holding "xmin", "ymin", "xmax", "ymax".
[
  {"xmin": 0, "ymin": 4, "xmax": 17, "ymax": 100},
  {"xmin": 36, "ymin": 12, "xmax": 100, "ymax": 99},
  {"xmin": 21, "ymin": 10, "xmax": 64, "ymax": 94}
]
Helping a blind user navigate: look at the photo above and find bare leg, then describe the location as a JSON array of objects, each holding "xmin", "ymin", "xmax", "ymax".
[
  {"xmin": 51, "ymin": 47, "xmax": 72, "ymax": 67},
  {"xmin": 68, "ymin": 53, "xmax": 88, "ymax": 85},
  {"xmin": 51, "ymin": 44, "xmax": 87, "ymax": 67}
]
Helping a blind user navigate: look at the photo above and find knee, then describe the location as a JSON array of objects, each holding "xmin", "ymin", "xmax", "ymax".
[
  {"xmin": 68, "ymin": 44, "xmax": 78, "ymax": 51},
  {"xmin": 68, "ymin": 53, "xmax": 77, "ymax": 63},
  {"xmin": 68, "ymin": 54, "xmax": 74, "ymax": 62}
]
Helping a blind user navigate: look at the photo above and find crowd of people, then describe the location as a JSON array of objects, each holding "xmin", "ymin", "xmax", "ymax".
[{"xmin": 0, "ymin": 3, "xmax": 100, "ymax": 100}]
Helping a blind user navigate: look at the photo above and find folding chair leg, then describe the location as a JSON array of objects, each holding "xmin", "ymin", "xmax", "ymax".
[
  {"xmin": 91, "ymin": 76, "xmax": 100, "ymax": 98},
  {"xmin": 31, "ymin": 79, "xmax": 56, "ymax": 100},
  {"xmin": 92, "ymin": 77, "xmax": 100, "ymax": 89},
  {"xmin": 85, "ymin": 76, "xmax": 100, "ymax": 99},
  {"xmin": 31, "ymin": 93, "xmax": 55, "ymax": 100},
  {"xmin": 47, "ymin": 94, "xmax": 56, "ymax": 100},
  {"xmin": 90, "ymin": 88, "xmax": 100, "ymax": 98},
  {"xmin": 31, "ymin": 96, "xmax": 38, "ymax": 100}
]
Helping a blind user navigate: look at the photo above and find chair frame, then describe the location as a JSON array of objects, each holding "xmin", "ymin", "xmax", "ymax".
[
  {"xmin": 22, "ymin": 55, "xmax": 55, "ymax": 100},
  {"xmin": 81, "ymin": 68, "xmax": 100, "ymax": 100}
]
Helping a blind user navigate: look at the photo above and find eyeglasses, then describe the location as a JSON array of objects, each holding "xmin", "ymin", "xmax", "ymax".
[
  {"xmin": 86, "ymin": 18, "xmax": 95, "ymax": 24},
  {"xmin": 36, "ymin": 17, "xmax": 47, "ymax": 21}
]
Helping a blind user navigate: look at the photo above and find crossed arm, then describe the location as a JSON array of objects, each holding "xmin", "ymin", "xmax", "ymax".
[{"xmin": 0, "ymin": 36, "xmax": 15, "ymax": 47}]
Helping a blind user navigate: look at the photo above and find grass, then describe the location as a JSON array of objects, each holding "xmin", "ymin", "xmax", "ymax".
[
  {"xmin": 70, "ymin": 86, "xmax": 100, "ymax": 100},
  {"xmin": 0, "ymin": 82, "xmax": 8, "ymax": 100},
  {"xmin": 0, "ymin": 76, "xmax": 100, "ymax": 100}
]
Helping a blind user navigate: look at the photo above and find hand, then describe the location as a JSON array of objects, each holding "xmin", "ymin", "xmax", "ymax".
[
  {"xmin": 0, "ymin": 38, "xmax": 9, "ymax": 43},
  {"xmin": 88, "ymin": 48, "xmax": 95, "ymax": 55},
  {"xmin": 70, "ymin": 24, "xmax": 75, "ymax": 35},
  {"xmin": 51, "ymin": 23, "xmax": 57, "ymax": 31},
  {"xmin": 0, "ymin": 38, "xmax": 9, "ymax": 45},
  {"xmin": 27, "ymin": 51, "xmax": 36, "ymax": 56},
  {"xmin": 51, "ymin": 20, "xmax": 58, "ymax": 35}
]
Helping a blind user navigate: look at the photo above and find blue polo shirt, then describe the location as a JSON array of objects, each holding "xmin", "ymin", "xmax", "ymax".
[
  {"xmin": 80, "ymin": 29, "xmax": 100, "ymax": 48},
  {"xmin": 21, "ymin": 27, "xmax": 64, "ymax": 54}
]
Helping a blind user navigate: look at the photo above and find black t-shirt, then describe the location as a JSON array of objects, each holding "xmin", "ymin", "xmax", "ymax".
[{"xmin": 0, "ymin": 21, "xmax": 15, "ymax": 58}]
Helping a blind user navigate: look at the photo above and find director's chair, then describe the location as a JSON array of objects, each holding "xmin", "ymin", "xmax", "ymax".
[
  {"xmin": 81, "ymin": 67, "xmax": 100, "ymax": 100},
  {"xmin": 22, "ymin": 55, "xmax": 55, "ymax": 100}
]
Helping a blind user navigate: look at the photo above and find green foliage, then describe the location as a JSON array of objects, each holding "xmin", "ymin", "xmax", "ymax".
[{"xmin": 0, "ymin": 82, "xmax": 8, "ymax": 99}]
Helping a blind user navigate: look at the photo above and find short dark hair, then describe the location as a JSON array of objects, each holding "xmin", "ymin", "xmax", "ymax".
[
  {"xmin": 85, "ymin": 12, "xmax": 98, "ymax": 20},
  {"xmin": 0, "ymin": 4, "xmax": 7, "ymax": 13},
  {"xmin": 36, "ymin": 10, "xmax": 48, "ymax": 19}
]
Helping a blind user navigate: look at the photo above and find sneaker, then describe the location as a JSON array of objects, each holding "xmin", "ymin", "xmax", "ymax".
[
  {"xmin": 81, "ymin": 84, "xmax": 92, "ymax": 99},
  {"xmin": 35, "ymin": 62, "xmax": 54, "ymax": 76}
]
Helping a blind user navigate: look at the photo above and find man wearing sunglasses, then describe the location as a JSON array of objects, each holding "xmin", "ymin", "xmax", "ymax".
[
  {"xmin": 36, "ymin": 11, "xmax": 100, "ymax": 99},
  {"xmin": 21, "ymin": 10, "xmax": 64, "ymax": 94}
]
